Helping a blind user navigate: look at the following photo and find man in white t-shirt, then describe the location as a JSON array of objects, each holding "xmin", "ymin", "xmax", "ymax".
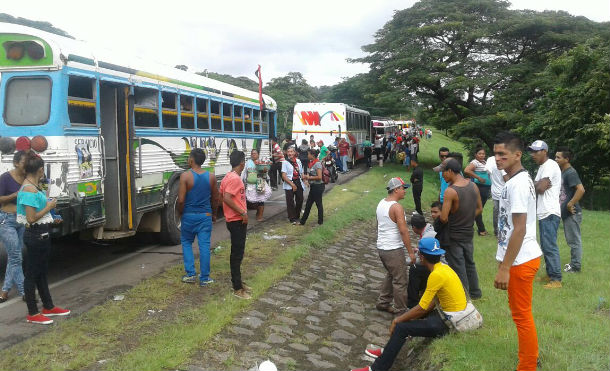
[
  {"xmin": 375, "ymin": 177, "xmax": 416, "ymax": 315},
  {"xmin": 528, "ymin": 140, "xmax": 562, "ymax": 288},
  {"xmin": 485, "ymin": 156, "xmax": 506, "ymax": 238},
  {"xmin": 493, "ymin": 132, "xmax": 542, "ymax": 371}
]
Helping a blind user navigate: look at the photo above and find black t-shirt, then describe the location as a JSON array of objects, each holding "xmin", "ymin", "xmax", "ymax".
[
  {"xmin": 560, "ymin": 166, "xmax": 582, "ymax": 218},
  {"xmin": 410, "ymin": 166, "xmax": 423, "ymax": 187}
]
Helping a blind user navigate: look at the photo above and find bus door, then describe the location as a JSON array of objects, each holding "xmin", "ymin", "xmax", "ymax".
[{"xmin": 99, "ymin": 83, "xmax": 135, "ymax": 234}]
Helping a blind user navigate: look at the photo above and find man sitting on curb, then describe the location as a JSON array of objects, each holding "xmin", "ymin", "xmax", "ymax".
[{"xmin": 351, "ymin": 238, "xmax": 468, "ymax": 371}]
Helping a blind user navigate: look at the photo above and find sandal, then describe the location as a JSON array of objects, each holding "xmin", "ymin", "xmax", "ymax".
[
  {"xmin": 0, "ymin": 292, "xmax": 8, "ymax": 303},
  {"xmin": 478, "ymin": 231, "xmax": 488, "ymax": 236}
]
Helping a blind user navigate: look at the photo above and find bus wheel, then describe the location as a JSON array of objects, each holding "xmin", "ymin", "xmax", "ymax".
[{"xmin": 160, "ymin": 180, "xmax": 181, "ymax": 245}]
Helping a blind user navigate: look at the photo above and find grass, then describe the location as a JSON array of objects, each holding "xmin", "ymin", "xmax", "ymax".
[{"xmin": 1, "ymin": 132, "xmax": 607, "ymax": 371}]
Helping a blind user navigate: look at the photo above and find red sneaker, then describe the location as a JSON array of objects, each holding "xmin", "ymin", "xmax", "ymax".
[
  {"xmin": 42, "ymin": 306, "xmax": 71, "ymax": 317},
  {"xmin": 26, "ymin": 313, "xmax": 53, "ymax": 325},
  {"xmin": 350, "ymin": 367, "xmax": 371, "ymax": 371},
  {"xmin": 365, "ymin": 347, "xmax": 383, "ymax": 358}
]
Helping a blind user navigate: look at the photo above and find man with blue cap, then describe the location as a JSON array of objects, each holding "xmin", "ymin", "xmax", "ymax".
[{"xmin": 351, "ymin": 237, "xmax": 468, "ymax": 371}]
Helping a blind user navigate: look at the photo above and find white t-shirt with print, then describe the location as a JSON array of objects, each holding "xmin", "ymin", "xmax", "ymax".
[
  {"xmin": 534, "ymin": 159, "xmax": 562, "ymax": 219},
  {"xmin": 496, "ymin": 170, "xmax": 542, "ymax": 266},
  {"xmin": 484, "ymin": 156, "xmax": 506, "ymax": 200}
]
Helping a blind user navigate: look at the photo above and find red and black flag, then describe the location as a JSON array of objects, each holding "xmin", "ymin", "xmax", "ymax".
[{"xmin": 254, "ymin": 65, "xmax": 266, "ymax": 112}]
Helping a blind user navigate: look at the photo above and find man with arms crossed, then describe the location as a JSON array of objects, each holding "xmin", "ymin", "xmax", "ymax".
[
  {"xmin": 494, "ymin": 132, "xmax": 542, "ymax": 371},
  {"xmin": 555, "ymin": 147, "xmax": 585, "ymax": 273},
  {"xmin": 529, "ymin": 140, "xmax": 562, "ymax": 288},
  {"xmin": 375, "ymin": 177, "xmax": 416, "ymax": 315}
]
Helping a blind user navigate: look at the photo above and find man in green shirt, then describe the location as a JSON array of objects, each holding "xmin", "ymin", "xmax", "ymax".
[
  {"xmin": 318, "ymin": 140, "xmax": 328, "ymax": 160},
  {"xmin": 362, "ymin": 136, "xmax": 373, "ymax": 168}
]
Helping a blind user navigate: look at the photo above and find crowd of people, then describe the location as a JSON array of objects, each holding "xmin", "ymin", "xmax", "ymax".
[
  {"xmin": 351, "ymin": 131, "xmax": 586, "ymax": 371},
  {"xmin": 0, "ymin": 127, "xmax": 587, "ymax": 371}
]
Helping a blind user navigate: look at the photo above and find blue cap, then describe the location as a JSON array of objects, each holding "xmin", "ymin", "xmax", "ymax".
[{"xmin": 418, "ymin": 238, "xmax": 445, "ymax": 256}]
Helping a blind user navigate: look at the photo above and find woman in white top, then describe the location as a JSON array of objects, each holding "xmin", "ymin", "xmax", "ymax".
[
  {"xmin": 464, "ymin": 146, "xmax": 492, "ymax": 236},
  {"xmin": 241, "ymin": 149, "xmax": 271, "ymax": 221}
]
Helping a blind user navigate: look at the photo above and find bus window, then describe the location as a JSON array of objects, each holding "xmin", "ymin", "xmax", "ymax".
[
  {"xmin": 244, "ymin": 107, "xmax": 253, "ymax": 132},
  {"xmin": 223, "ymin": 103, "xmax": 233, "ymax": 132},
  {"xmin": 196, "ymin": 97, "xmax": 209, "ymax": 130},
  {"xmin": 234, "ymin": 106, "xmax": 243, "ymax": 132},
  {"xmin": 4, "ymin": 77, "xmax": 51, "ymax": 126},
  {"xmin": 253, "ymin": 108, "xmax": 261, "ymax": 133},
  {"xmin": 180, "ymin": 95, "xmax": 194, "ymax": 130},
  {"xmin": 210, "ymin": 99, "xmax": 221, "ymax": 131},
  {"xmin": 161, "ymin": 91, "xmax": 177, "ymax": 129},
  {"xmin": 67, "ymin": 75, "xmax": 96, "ymax": 126},
  {"xmin": 135, "ymin": 87, "xmax": 159, "ymax": 128}
]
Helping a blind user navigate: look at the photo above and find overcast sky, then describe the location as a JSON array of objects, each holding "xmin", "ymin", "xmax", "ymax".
[{"xmin": 3, "ymin": 0, "xmax": 609, "ymax": 87}]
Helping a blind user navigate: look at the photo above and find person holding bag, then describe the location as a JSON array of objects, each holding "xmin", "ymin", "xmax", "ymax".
[{"xmin": 241, "ymin": 149, "xmax": 271, "ymax": 221}]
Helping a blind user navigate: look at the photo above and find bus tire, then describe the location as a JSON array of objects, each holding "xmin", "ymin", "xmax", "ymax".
[{"xmin": 160, "ymin": 180, "xmax": 181, "ymax": 246}]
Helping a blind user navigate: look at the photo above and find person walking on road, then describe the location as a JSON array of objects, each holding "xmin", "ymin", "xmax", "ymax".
[
  {"xmin": 338, "ymin": 137, "xmax": 350, "ymax": 173},
  {"xmin": 0, "ymin": 150, "xmax": 27, "ymax": 302},
  {"xmin": 177, "ymin": 148, "xmax": 219, "ymax": 286},
  {"xmin": 528, "ymin": 140, "xmax": 562, "ymax": 288},
  {"xmin": 436, "ymin": 158, "xmax": 483, "ymax": 299},
  {"xmin": 220, "ymin": 150, "xmax": 252, "ymax": 300},
  {"xmin": 18, "ymin": 152, "xmax": 70, "ymax": 325},
  {"xmin": 464, "ymin": 146, "xmax": 492, "ymax": 236},
  {"xmin": 493, "ymin": 132, "xmax": 542, "ymax": 371},
  {"xmin": 351, "ymin": 238, "xmax": 468, "ymax": 371},
  {"xmin": 282, "ymin": 147, "xmax": 305, "ymax": 225},
  {"xmin": 269, "ymin": 137, "xmax": 283, "ymax": 191},
  {"xmin": 555, "ymin": 147, "xmax": 585, "ymax": 273},
  {"xmin": 375, "ymin": 177, "xmax": 416, "ymax": 315},
  {"xmin": 300, "ymin": 149, "xmax": 324, "ymax": 226}
]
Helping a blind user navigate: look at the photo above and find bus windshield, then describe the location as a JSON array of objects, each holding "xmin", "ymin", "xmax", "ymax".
[{"xmin": 4, "ymin": 77, "xmax": 52, "ymax": 126}]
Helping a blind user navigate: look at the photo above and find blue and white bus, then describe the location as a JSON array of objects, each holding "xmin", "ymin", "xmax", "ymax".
[{"xmin": 0, "ymin": 23, "xmax": 277, "ymax": 244}]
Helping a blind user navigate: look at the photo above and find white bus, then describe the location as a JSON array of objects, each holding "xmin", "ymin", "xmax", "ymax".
[
  {"xmin": 0, "ymin": 23, "xmax": 277, "ymax": 244},
  {"xmin": 292, "ymin": 103, "xmax": 371, "ymax": 162},
  {"xmin": 372, "ymin": 118, "xmax": 398, "ymax": 138}
]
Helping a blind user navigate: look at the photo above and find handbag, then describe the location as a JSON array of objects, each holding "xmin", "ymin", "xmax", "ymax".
[{"xmin": 440, "ymin": 302, "xmax": 483, "ymax": 332}]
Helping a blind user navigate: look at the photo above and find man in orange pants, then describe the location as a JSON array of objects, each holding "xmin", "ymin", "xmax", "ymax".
[{"xmin": 493, "ymin": 132, "xmax": 543, "ymax": 371}]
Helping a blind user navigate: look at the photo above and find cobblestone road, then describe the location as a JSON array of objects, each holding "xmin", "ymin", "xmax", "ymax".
[{"xmin": 187, "ymin": 222, "xmax": 424, "ymax": 371}]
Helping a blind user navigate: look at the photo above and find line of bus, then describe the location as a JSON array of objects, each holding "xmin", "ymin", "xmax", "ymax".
[
  {"xmin": 291, "ymin": 103, "xmax": 371, "ymax": 164},
  {"xmin": 0, "ymin": 23, "xmax": 277, "ymax": 245}
]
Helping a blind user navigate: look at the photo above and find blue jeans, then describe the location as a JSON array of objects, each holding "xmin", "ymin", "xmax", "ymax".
[
  {"xmin": 340, "ymin": 155, "xmax": 348, "ymax": 172},
  {"xmin": 539, "ymin": 214, "xmax": 562, "ymax": 281},
  {"xmin": 563, "ymin": 213, "xmax": 582, "ymax": 271},
  {"xmin": 0, "ymin": 211, "xmax": 25, "ymax": 295},
  {"xmin": 181, "ymin": 213, "xmax": 212, "ymax": 281}
]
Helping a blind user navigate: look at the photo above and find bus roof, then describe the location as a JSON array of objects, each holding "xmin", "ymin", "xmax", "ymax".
[
  {"xmin": 0, "ymin": 23, "xmax": 276, "ymax": 109},
  {"xmin": 294, "ymin": 102, "xmax": 370, "ymax": 116}
]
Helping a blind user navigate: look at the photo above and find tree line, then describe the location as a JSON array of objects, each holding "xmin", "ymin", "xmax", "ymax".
[{"xmin": 4, "ymin": 4, "xmax": 608, "ymax": 207}]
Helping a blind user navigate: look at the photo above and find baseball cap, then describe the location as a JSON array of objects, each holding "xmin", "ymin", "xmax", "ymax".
[
  {"xmin": 386, "ymin": 177, "xmax": 410, "ymax": 191},
  {"xmin": 418, "ymin": 238, "xmax": 445, "ymax": 256},
  {"xmin": 433, "ymin": 158, "xmax": 461, "ymax": 173},
  {"xmin": 528, "ymin": 140, "xmax": 548, "ymax": 151}
]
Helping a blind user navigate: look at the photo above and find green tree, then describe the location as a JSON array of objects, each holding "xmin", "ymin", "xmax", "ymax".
[
  {"xmin": 522, "ymin": 39, "xmax": 610, "ymax": 205},
  {"xmin": 0, "ymin": 13, "xmax": 73, "ymax": 38},
  {"xmin": 264, "ymin": 72, "xmax": 319, "ymax": 135}
]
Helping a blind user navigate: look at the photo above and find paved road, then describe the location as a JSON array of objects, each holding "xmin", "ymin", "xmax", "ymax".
[
  {"xmin": 0, "ymin": 166, "xmax": 367, "ymax": 350},
  {"xmin": 186, "ymin": 221, "xmax": 421, "ymax": 371}
]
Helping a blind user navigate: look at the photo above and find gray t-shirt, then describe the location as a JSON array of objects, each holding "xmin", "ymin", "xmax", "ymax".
[
  {"xmin": 308, "ymin": 160, "xmax": 323, "ymax": 185},
  {"xmin": 560, "ymin": 166, "xmax": 582, "ymax": 219}
]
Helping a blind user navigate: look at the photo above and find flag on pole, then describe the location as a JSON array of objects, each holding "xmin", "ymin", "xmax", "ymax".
[{"xmin": 254, "ymin": 65, "xmax": 266, "ymax": 112}]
